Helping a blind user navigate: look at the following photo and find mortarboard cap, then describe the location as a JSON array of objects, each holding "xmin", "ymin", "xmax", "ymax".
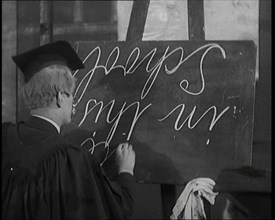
[{"xmin": 12, "ymin": 40, "xmax": 85, "ymax": 82}]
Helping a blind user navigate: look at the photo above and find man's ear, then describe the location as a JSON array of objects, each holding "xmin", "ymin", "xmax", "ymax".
[{"xmin": 56, "ymin": 91, "xmax": 63, "ymax": 108}]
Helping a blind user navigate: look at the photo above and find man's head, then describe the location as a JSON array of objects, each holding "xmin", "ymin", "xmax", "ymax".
[
  {"xmin": 12, "ymin": 41, "xmax": 84, "ymax": 126},
  {"xmin": 22, "ymin": 64, "xmax": 76, "ymax": 125}
]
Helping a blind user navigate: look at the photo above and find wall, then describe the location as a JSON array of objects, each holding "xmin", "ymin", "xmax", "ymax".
[{"xmin": 2, "ymin": 1, "xmax": 17, "ymax": 123}]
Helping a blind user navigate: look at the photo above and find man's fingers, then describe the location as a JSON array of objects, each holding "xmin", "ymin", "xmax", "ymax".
[
  {"xmin": 128, "ymin": 144, "xmax": 132, "ymax": 151},
  {"xmin": 117, "ymin": 143, "xmax": 135, "ymax": 155},
  {"xmin": 117, "ymin": 143, "xmax": 123, "ymax": 153}
]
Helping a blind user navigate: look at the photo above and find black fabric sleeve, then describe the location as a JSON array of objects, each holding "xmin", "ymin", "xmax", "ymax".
[{"xmin": 115, "ymin": 173, "xmax": 137, "ymax": 218}]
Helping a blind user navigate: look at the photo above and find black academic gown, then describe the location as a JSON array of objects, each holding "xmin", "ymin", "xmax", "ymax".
[{"xmin": 2, "ymin": 116, "xmax": 135, "ymax": 220}]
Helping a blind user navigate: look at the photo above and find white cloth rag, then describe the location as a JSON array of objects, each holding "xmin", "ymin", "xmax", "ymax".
[{"xmin": 170, "ymin": 178, "xmax": 218, "ymax": 219}]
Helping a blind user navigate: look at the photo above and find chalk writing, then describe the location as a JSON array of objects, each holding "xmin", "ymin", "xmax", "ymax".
[
  {"xmin": 73, "ymin": 43, "xmax": 226, "ymax": 102},
  {"xmin": 72, "ymin": 42, "xmax": 229, "ymax": 163},
  {"xmin": 158, "ymin": 105, "xmax": 230, "ymax": 131}
]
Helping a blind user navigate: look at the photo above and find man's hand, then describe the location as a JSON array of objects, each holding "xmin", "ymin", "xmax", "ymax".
[{"xmin": 116, "ymin": 142, "xmax": 136, "ymax": 175}]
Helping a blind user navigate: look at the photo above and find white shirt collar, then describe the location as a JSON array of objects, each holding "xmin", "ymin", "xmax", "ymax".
[{"xmin": 31, "ymin": 114, "xmax": 61, "ymax": 133}]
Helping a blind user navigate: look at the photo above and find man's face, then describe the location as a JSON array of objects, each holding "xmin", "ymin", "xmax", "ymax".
[
  {"xmin": 60, "ymin": 69, "xmax": 76, "ymax": 125},
  {"xmin": 61, "ymin": 90, "xmax": 74, "ymax": 125}
]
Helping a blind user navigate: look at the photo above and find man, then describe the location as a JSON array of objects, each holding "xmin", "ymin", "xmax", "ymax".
[{"xmin": 2, "ymin": 41, "xmax": 136, "ymax": 219}]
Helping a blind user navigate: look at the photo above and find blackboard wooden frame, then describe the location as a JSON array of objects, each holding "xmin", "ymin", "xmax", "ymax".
[
  {"xmin": 125, "ymin": 0, "xmax": 206, "ymax": 218},
  {"xmin": 127, "ymin": 1, "xmax": 174, "ymax": 218},
  {"xmin": 126, "ymin": 1, "xmax": 178, "ymax": 218}
]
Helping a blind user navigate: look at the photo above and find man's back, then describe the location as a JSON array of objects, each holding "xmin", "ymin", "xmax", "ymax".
[{"xmin": 2, "ymin": 116, "xmax": 131, "ymax": 219}]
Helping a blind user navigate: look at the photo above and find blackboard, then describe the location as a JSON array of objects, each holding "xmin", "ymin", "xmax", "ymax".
[{"xmin": 63, "ymin": 41, "xmax": 256, "ymax": 185}]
